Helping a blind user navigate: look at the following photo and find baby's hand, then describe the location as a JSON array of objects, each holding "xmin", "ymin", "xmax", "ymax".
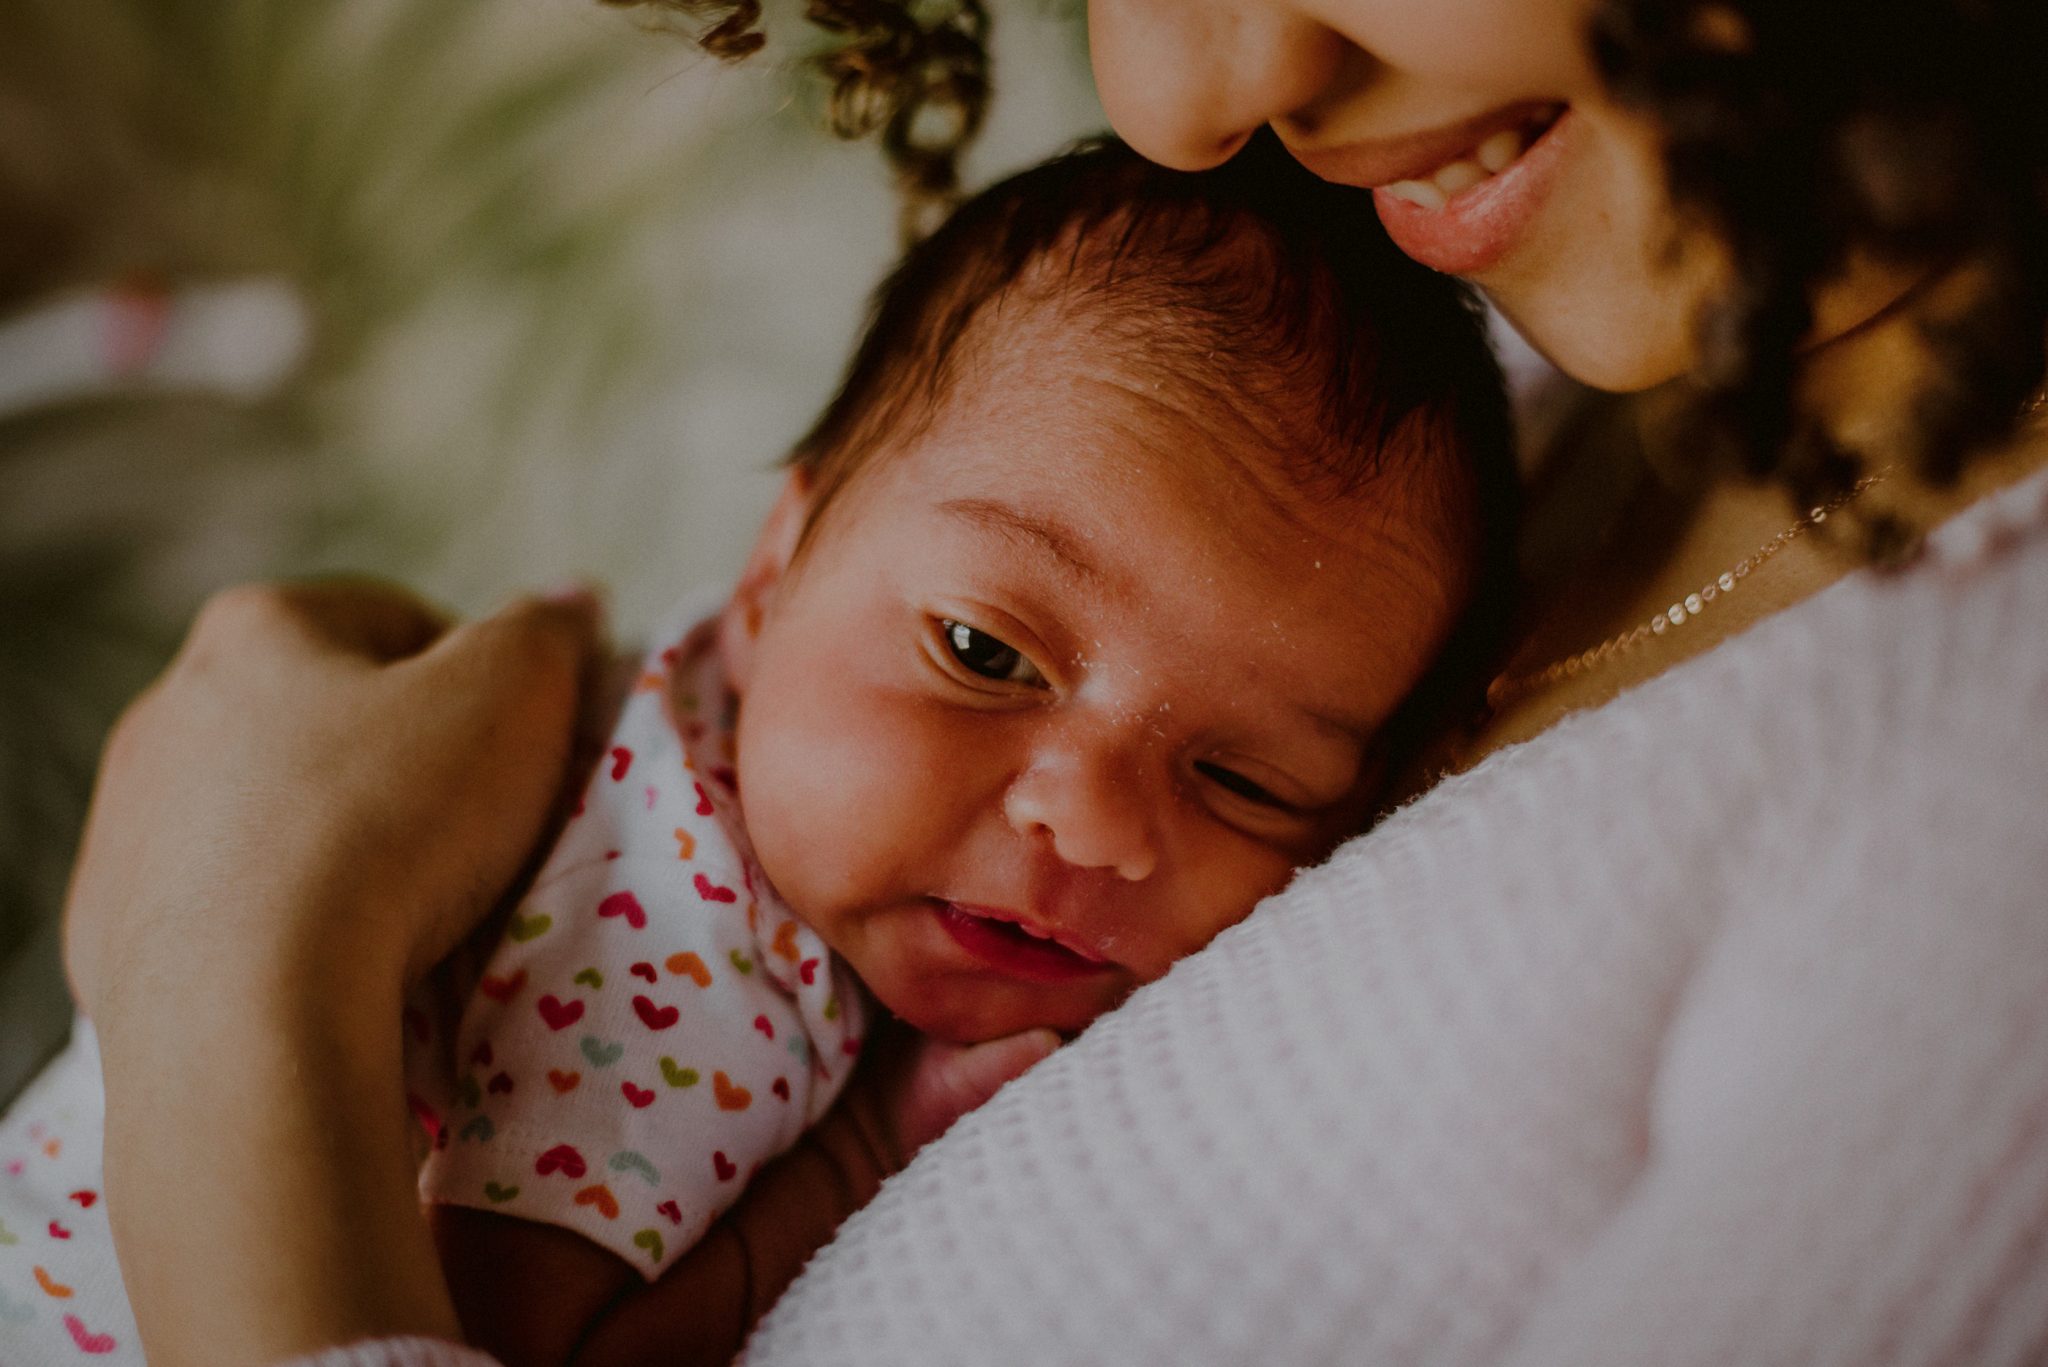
[
  {"xmin": 887, "ymin": 1025, "xmax": 1064, "ymax": 1155},
  {"xmin": 830, "ymin": 1020, "xmax": 1063, "ymax": 1190},
  {"xmin": 566, "ymin": 1023, "xmax": 1063, "ymax": 1367}
]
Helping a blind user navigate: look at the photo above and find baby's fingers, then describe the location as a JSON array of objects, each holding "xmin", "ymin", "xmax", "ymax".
[{"xmin": 897, "ymin": 1028, "xmax": 1060, "ymax": 1153}]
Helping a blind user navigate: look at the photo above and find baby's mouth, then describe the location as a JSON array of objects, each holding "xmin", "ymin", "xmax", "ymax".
[{"xmin": 929, "ymin": 898, "xmax": 1115, "ymax": 984}]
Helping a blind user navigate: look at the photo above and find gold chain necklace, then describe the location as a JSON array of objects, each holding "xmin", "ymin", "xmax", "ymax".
[
  {"xmin": 1484, "ymin": 470, "xmax": 1888, "ymax": 711},
  {"xmin": 1484, "ymin": 387, "xmax": 2048, "ymax": 714}
]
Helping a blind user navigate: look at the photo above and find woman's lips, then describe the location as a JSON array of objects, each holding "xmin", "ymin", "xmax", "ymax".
[
  {"xmin": 930, "ymin": 900, "xmax": 1114, "ymax": 984},
  {"xmin": 1289, "ymin": 103, "xmax": 1574, "ymax": 277}
]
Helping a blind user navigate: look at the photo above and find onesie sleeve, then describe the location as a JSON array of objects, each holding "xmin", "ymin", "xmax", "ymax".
[{"xmin": 414, "ymin": 673, "xmax": 865, "ymax": 1280}]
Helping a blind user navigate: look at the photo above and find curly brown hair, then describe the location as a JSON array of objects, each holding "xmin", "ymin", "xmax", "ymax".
[
  {"xmin": 602, "ymin": 0, "xmax": 989, "ymax": 238},
  {"xmin": 1591, "ymin": 0, "xmax": 2048, "ymax": 547}
]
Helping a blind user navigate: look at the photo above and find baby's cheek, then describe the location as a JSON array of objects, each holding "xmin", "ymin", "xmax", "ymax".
[{"xmin": 735, "ymin": 679, "xmax": 952, "ymax": 926}]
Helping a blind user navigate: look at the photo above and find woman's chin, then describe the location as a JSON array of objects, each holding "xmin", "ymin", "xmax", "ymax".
[{"xmin": 1486, "ymin": 275, "xmax": 1706, "ymax": 394}]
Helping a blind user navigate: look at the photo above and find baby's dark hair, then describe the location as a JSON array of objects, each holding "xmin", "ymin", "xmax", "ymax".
[{"xmin": 790, "ymin": 131, "xmax": 1518, "ymax": 758}]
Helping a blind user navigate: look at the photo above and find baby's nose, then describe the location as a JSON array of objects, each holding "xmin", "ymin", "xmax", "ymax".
[{"xmin": 1001, "ymin": 745, "xmax": 1159, "ymax": 882}]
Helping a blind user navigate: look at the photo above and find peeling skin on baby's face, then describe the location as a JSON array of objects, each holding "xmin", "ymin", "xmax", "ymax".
[{"xmin": 721, "ymin": 343, "xmax": 1467, "ymax": 1043}]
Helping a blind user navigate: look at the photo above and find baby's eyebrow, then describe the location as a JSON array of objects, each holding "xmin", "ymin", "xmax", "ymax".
[{"xmin": 937, "ymin": 497, "xmax": 1102, "ymax": 581}]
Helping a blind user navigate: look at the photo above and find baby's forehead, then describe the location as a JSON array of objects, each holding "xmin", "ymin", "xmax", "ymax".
[{"xmin": 943, "ymin": 302, "xmax": 1472, "ymax": 574}]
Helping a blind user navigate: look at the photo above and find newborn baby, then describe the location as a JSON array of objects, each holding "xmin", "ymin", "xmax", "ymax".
[{"xmin": 0, "ymin": 133, "xmax": 1512, "ymax": 1366}]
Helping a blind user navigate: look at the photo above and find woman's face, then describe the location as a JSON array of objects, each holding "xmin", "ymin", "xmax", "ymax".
[{"xmin": 1086, "ymin": 0, "xmax": 1729, "ymax": 392}]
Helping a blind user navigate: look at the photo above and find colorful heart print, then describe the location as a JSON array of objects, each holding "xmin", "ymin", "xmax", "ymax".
[
  {"xmin": 460, "ymin": 1115, "xmax": 497, "ymax": 1143},
  {"xmin": 693, "ymin": 873, "xmax": 737, "ymax": 903},
  {"xmin": 508, "ymin": 912, "xmax": 552, "ymax": 942},
  {"xmin": 630, "ymin": 961, "xmax": 658, "ymax": 983},
  {"xmin": 574, "ymin": 1183, "xmax": 620, "ymax": 1219},
  {"xmin": 622, "ymin": 1081, "xmax": 656, "ymax": 1108},
  {"xmin": 771, "ymin": 921, "xmax": 801, "ymax": 963},
  {"xmin": 609, "ymin": 746, "xmax": 634, "ymax": 781},
  {"xmin": 772, "ymin": 1077, "xmax": 791, "ymax": 1102},
  {"xmin": 672, "ymin": 827, "xmax": 696, "ymax": 860},
  {"xmin": 484, "ymin": 1182, "xmax": 520, "ymax": 1203},
  {"xmin": 64, "ymin": 1313, "xmax": 117, "ymax": 1354},
  {"xmin": 535, "ymin": 1144, "xmax": 588, "ymax": 1179},
  {"xmin": 479, "ymin": 969, "xmax": 528, "ymax": 1002},
  {"xmin": 33, "ymin": 1266, "xmax": 73, "ymax": 1298},
  {"xmin": 656, "ymin": 1200, "xmax": 683, "ymax": 1226},
  {"xmin": 536, "ymin": 994, "xmax": 584, "ymax": 1031},
  {"xmin": 633, "ymin": 995, "xmax": 680, "ymax": 1030},
  {"xmin": 800, "ymin": 957, "xmax": 820, "ymax": 985},
  {"xmin": 598, "ymin": 890, "xmax": 648, "ymax": 930},
  {"xmin": 659, "ymin": 1057, "xmax": 699, "ymax": 1088},
  {"xmin": 712, "ymin": 1071, "xmax": 752, "ymax": 1112},
  {"xmin": 581, "ymin": 1037, "xmax": 625, "ymax": 1068},
  {"xmin": 573, "ymin": 967, "xmax": 605, "ymax": 989},
  {"xmin": 548, "ymin": 1069, "xmax": 582, "ymax": 1094},
  {"xmin": 633, "ymin": 1228, "xmax": 665, "ymax": 1263},
  {"xmin": 667, "ymin": 951, "xmax": 713, "ymax": 987},
  {"xmin": 712, "ymin": 1151, "xmax": 738, "ymax": 1181},
  {"xmin": 608, "ymin": 1150, "xmax": 662, "ymax": 1186}
]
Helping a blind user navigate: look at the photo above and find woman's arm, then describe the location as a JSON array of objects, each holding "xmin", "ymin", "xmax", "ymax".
[{"xmin": 68, "ymin": 580, "xmax": 604, "ymax": 1367}]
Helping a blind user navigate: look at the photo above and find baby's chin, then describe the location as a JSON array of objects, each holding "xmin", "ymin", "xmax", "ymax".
[{"xmin": 864, "ymin": 969, "xmax": 1130, "ymax": 1045}]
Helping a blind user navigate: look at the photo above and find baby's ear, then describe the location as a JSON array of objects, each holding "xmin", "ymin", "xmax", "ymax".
[{"xmin": 720, "ymin": 467, "xmax": 812, "ymax": 693}]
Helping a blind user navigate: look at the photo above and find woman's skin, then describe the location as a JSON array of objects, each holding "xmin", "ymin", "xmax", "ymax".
[{"xmin": 67, "ymin": 1, "xmax": 2048, "ymax": 1362}]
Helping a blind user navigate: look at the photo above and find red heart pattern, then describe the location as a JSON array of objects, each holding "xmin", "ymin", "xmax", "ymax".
[
  {"xmin": 536, "ymin": 995, "xmax": 584, "ymax": 1031},
  {"xmin": 633, "ymin": 995, "xmax": 680, "ymax": 1030},
  {"xmin": 597, "ymin": 890, "xmax": 647, "ymax": 930},
  {"xmin": 535, "ymin": 1144, "xmax": 587, "ymax": 1179}
]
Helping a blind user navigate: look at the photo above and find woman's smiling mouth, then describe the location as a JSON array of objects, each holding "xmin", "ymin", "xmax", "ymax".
[
  {"xmin": 930, "ymin": 899, "xmax": 1117, "ymax": 983},
  {"xmin": 1287, "ymin": 101, "xmax": 1572, "ymax": 275}
]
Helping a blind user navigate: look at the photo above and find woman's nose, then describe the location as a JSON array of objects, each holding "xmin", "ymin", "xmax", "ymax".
[
  {"xmin": 1086, "ymin": 0, "xmax": 1351, "ymax": 169},
  {"xmin": 1002, "ymin": 746, "xmax": 1160, "ymax": 883}
]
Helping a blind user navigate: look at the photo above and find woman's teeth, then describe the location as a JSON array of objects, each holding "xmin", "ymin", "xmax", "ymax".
[{"xmin": 1383, "ymin": 127, "xmax": 1529, "ymax": 210}]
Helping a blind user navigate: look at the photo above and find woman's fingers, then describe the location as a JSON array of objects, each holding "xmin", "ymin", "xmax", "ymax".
[
  {"xmin": 184, "ymin": 577, "xmax": 453, "ymax": 665},
  {"xmin": 67, "ymin": 577, "xmax": 612, "ymax": 1021},
  {"xmin": 416, "ymin": 585, "xmax": 606, "ymax": 700}
]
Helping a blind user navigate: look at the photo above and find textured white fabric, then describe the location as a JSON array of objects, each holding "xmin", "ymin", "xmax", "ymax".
[{"xmin": 741, "ymin": 469, "xmax": 2048, "ymax": 1367}]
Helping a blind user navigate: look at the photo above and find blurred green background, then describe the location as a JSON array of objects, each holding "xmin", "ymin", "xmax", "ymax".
[{"xmin": 0, "ymin": 0, "xmax": 1100, "ymax": 1101}]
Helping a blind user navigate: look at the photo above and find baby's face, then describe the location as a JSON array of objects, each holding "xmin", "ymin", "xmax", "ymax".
[{"xmin": 723, "ymin": 350, "xmax": 1466, "ymax": 1043}]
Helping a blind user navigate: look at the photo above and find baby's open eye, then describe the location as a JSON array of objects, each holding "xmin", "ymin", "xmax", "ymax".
[
  {"xmin": 1193, "ymin": 760, "xmax": 1290, "ymax": 810},
  {"xmin": 940, "ymin": 619, "xmax": 1043, "ymax": 686}
]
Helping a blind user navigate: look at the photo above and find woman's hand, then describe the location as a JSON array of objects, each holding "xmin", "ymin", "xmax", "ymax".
[
  {"xmin": 66, "ymin": 579, "xmax": 602, "ymax": 1024},
  {"xmin": 68, "ymin": 578, "xmax": 604, "ymax": 1367}
]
